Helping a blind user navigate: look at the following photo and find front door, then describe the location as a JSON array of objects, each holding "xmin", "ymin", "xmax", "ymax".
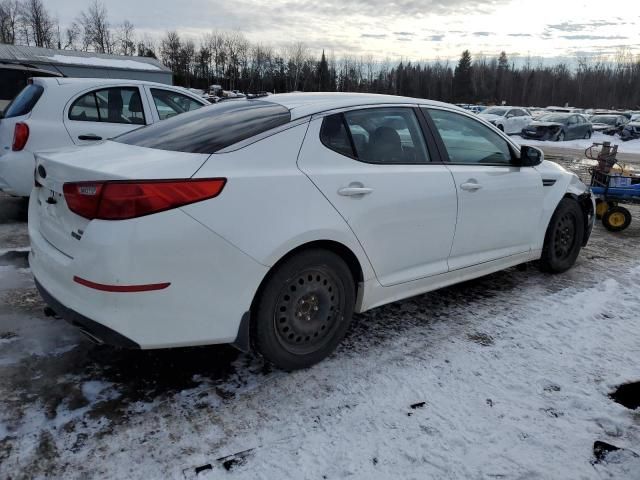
[
  {"xmin": 298, "ymin": 106, "xmax": 458, "ymax": 286},
  {"xmin": 424, "ymin": 107, "xmax": 544, "ymax": 270}
]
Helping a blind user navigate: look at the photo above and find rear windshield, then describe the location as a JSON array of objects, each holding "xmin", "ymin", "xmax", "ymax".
[
  {"xmin": 114, "ymin": 99, "xmax": 291, "ymax": 153},
  {"xmin": 3, "ymin": 84, "xmax": 44, "ymax": 118}
]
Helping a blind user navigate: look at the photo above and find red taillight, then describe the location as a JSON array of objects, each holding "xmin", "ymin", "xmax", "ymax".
[
  {"xmin": 63, "ymin": 178, "xmax": 226, "ymax": 220},
  {"xmin": 12, "ymin": 122, "xmax": 29, "ymax": 151}
]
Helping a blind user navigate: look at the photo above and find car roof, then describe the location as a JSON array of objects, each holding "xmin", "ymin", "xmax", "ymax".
[
  {"xmin": 265, "ymin": 92, "xmax": 460, "ymax": 120},
  {"xmin": 34, "ymin": 77, "xmax": 177, "ymax": 89}
]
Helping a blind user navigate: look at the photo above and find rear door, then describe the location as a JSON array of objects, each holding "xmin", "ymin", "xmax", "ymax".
[
  {"xmin": 298, "ymin": 106, "xmax": 458, "ymax": 287},
  {"xmin": 424, "ymin": 107, "xmax": 543, "ymax": 270},
  {"xmin": 63, "ymin": 86, "xmax": 150, "ymax": 145}
]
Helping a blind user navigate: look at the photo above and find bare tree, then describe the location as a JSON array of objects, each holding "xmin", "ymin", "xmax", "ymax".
[
  {"xmin": 116, "ymin": 20, "xmax": 135, "ymax": 56},
  {"xmin": 0, "ymin": 0, "xmax": 20, "ymax": 44},
  {"xmin": 20, "ymin": 0, "xmax": 55, "ymax": 47},
  {"xmin": 78, "ymin": 0, "xmax": 114, "ymax": 53}
]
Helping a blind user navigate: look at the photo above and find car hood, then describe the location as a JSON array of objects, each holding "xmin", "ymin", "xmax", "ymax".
[
  {"xmin": 478, "ymin": 113, "xmax": 503, "ymax": 122},
  {"xmin": 592, "ymin": 123, "xmax": 615, "ymax": 130},
  {"xmin": 527, "ymin": 121, "xmax": 563, "ymax": 128}
]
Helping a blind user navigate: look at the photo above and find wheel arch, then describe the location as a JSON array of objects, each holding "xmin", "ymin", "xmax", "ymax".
[
  {"xmin": 236, "ymin": 240, "xmax": 366, "ymax": 353},
  {"xmin": 563, "ymin": 192, "xmax": 594, "ymax": 246}
]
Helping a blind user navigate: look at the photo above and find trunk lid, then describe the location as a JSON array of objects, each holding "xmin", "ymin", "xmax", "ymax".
[{"xmin": 33, "ymin": 141, "xmax": 211, "ymax": 258}]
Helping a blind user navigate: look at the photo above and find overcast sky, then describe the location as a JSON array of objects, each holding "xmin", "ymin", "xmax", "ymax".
[{"xmin": 46, "ymin": 0, "xmax": 640, "ymax": 62}]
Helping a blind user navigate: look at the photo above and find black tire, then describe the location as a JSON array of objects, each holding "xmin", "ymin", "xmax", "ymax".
[
  {"xmin": 595, "ymin": 198, "xmax": 604, "ymax": 220},
  {"xmin": 556, "ymin": 130, "xmax": 566, "ymax": 142},
  {"xmin": 540, "ymin": 198, "xmax": 584, "ymax": 273},
  {"xmin": 584, "ymin": 130, "xmax": 592, "ymax": 139},
  {"xmin": 602, "ymin": 206, "xmax": 632, "ymax": 232},
  {"xmin": 252, "ymin": 249, "xmax": 355, "ymax": 370}
]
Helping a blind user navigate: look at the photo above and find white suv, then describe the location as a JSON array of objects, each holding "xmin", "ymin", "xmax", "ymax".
[
  {"xmin": 0, "ymin": 77, "xmax": 208, "ymax": 197},
  {"xmin": 479, "ymin": 106, "xmax": 532, "ymax": 134}
]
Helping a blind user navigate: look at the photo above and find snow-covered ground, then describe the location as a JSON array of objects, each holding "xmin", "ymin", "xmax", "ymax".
[
  {"xmin": 513, "ymin": 131, "xmax": 640, "ymax": 155},
  {"xmin": 1, "ymin": 158, "xmax": 640, "ymax": 479}
]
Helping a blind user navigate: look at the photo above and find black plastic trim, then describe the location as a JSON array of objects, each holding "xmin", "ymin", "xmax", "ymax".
[{"xmin": 34, "ymin": 278, "xmax": 140, "ymax": 349}]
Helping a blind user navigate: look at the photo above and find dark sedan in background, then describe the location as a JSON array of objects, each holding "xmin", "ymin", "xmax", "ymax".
[
  {"xmin": 589, "ymin": 114, "xmax": 628, "ymax": 135},
  {"xmin": 621, "ymin": 122, "xmax": 640, "ymax": 141},
  {"xmin": 521, "ymin": 113, "xmax": 593, "ymax": 141}
]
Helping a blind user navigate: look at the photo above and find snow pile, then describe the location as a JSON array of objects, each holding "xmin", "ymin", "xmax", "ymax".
[
  {"xmin": 38, "ymin": 54, "xmax": 161, "ymax": 71},
  {"xmin": 515, "ymin": 132, "xmax": 640, "ymax": 155}
]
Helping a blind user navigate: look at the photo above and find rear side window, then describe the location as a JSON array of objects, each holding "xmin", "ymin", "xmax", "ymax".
[
  {"xmin": 115, "ymin": 100, "xmax": 291, "ymax": 153},
  {"xmin": 3, "ymin": 84, "xmax": 44, "ymax": 118},
  {"xmin": 69, "ymin": 87, "xmax": 146, "ymax": 125},
  {"xmin": 320, "ymin": 108, "xmax": 430, "ymax": 164}
]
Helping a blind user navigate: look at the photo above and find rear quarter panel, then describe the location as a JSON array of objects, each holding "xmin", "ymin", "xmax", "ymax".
[{"xmin": 184, "ymin": 122, "xmax": 376, "ymax": 281}]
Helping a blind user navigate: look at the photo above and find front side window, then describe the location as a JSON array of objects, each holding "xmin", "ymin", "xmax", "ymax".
[
  {"xmin": 427, "ymin": 108, "xmax": 513, "ymax": 165},
  {"xmin": 150, "ymin": 89, "xmax": 204, "ymax": 120},
  {"xmin": 69, "ymin": 87, "xmax": 145, "ymax": 125}
]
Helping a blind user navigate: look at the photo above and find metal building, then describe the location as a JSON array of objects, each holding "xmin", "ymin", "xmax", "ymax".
[{"xmin": 0, "ymin": 44, "xmax": 172, "ymax": 84}]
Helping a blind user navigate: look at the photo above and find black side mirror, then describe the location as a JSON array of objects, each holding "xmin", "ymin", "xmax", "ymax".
[{"xmin": 519, "ymin": 145, "xmax": 543, "ymax": 166}]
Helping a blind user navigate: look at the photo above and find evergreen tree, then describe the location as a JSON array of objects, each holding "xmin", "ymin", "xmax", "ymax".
[
  {"xmin": 453, "ymin": 50, "xmax": 473, "ymax": 102},
  {"xmin": 318, "ymin": 50, "xmax": 330, "ymax": 91}
]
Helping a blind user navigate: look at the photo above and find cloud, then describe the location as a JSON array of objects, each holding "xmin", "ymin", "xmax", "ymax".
[
  {"xmin": 426, "ymin": 35, "xmax": 445, "ymax": 41},
  {"xmin": 547, "ymin": 20, "xmax": 621, "ymax": 32},
  {"xmin": 393, "ymin": 31, "xmax": 415, "ymax": 37},
  {"xmin": 472, "ymin": 32, "xmax": 492, "ymax": 36},
  {"xmin": 508, "ymin": 33, "xmax": 532, "ymax": 37},
  {"xmin": 396, "ymin": 38, "xmax": 413, "ymax": 42},
  {"xmin": 560, "ymin": 35, "xmax": 628, "ymax": 40},
  {"xmin": 361, "ymin": 33, "xmax": 387, "ymax": 39}
]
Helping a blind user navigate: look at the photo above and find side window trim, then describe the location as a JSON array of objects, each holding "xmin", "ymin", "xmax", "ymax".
[
  {"xmin": 414, "ymin": 106, "xmax": 445, "ymax": 163},
  {"xmin": 422, "ymin": 107, "xmax": 518, "ymax": 166}
]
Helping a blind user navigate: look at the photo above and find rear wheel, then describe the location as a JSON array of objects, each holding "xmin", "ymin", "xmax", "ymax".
[
  {"xmin": 252, "ymin": 249, "xmax": 355, "ymax": 370},
  {"xmin": 540, "ymin": 198, "xmax": 584, "ymax": 273},
  {"xmin": 602, "ymin": 206, "xmax": 632, "ymax": 232},
  {"xmin": 557, "ymin": 130, "xmax": 566, "ymax": 141}
]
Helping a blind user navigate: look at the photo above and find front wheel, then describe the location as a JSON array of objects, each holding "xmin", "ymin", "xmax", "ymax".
[
  {"xmin": 584, "ymin": 130, "xmax": 592, "ymax": 139},
  {"xmin": 252, "ymin": 249, "xmax": 355, "ymax": 370},
  {"xmin": 556, "ymin": 130, "xmax": 566, "ymax": 142},
  {"xmin": 540, "ymin": 198, "xmax": 584, "ymax": 273}
]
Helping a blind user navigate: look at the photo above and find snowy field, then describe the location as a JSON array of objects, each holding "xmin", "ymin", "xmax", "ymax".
[{"xmin": 1, "ymin": 157, "xmax": 640, "ymax": 479}]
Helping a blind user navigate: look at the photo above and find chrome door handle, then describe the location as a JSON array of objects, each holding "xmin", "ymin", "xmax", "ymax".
[
  {"xmin": 460, "ymin": 182, "xmax": 482, "ymax": 191},
  {"xmin": 338, "ymin": 186, "xmax": 373, "ymax": 196}
]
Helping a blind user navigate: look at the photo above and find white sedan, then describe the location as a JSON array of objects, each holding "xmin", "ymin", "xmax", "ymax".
[
  {"xmin": 29, "ymin": 93, "xmax": 594, "ymax": 370},
  {"xmin": 0, "ymin": 77, "xmax": 208, "ymax": 197},
  {"xmin": 479, "ymin": 106, "xmax": 532, "ymax": 134}
]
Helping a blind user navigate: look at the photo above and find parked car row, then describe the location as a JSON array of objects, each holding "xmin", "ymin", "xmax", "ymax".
[{"xmin": 21, "ymin": 90, "xmax": 593, "ymax": 370}]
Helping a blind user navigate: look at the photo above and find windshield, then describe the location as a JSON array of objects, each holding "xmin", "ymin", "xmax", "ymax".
[
  {"xmin": 590, "ymin": 115, "xmax": 618, "ymax": 125},
  {"xmin": 538, "ymin": 114, "xmax": 569, "ymax": 123},
  {"xmin": 482, "ymin": 107, "xmax": 507, "ymax": 116},
  {"xmin": 115, "ymin": 99, "xmax": 291, "ymax": 153}
]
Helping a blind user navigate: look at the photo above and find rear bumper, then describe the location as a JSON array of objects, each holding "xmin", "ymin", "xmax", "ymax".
[
  {"xmin": 29, "ymin": 196, "xmax": 269, "ymax": 349},
  {"xmin": 35, "ymin": 278, "xmax": 140, "ymax": 348},
  {"xmin": 0, "ymin": 150, "xmax": 36, "ymax": 197}
]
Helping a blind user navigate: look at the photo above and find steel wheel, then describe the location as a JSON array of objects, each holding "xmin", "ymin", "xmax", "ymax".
[
  {"xmin": 553, "ymin": 211, "xmax": 577, "ymax": 261},
  {"xmin": 252, "ymin": 249, "xmax": 355, "ymax": 370},
  {"xmin": 273, "ymin": 267, "xmax": 344, "ymax": 356},
  {"xmin": 540, "ymin": 198, "xmax": 585, "ymax": 273}
]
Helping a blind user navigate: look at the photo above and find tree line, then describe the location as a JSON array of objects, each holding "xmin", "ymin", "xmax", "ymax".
[{"xmin": 2, "ymin": 0, "xmax": 640, "ymax": 109}]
